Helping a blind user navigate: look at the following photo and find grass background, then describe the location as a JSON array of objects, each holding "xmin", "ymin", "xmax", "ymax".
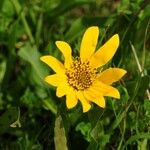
[{"xmin": 0, "ymin": 0, "xmax": 150, "ymax": 149}]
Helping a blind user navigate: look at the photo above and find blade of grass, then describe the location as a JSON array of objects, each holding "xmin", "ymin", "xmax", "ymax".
[
  {"xmin": 130, "ymin": 41, "xmax": 150, "ymax": 100},
  {"xmin": 129, "ymin": 41, "xmax": 150, "ymax": 149},
  {"xmin": 142, "ymin": 19, "xmax": 150, "ymax": 68},
  {"xmin": 108, "ymin": 75, "xmax": 142, "ymax": 133},
  {"xmin": 43, "ymin": 98, "xmax": 57, "ymax": 115},
  {"xmin": 122, "ymin": 133, "xmax": 150, "ymax": 150}
]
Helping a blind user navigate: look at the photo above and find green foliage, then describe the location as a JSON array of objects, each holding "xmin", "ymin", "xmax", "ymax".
[
  {"xmin": 0, "ymin": 108, "xmax": 18, "ymax": 134},
  {"xmin": 0, "ymin": 0, "xmax": 150, "ymax": 149},
  {"xmin": 54, "ymin": 115, "xmax": 68, "ymax": 150}
]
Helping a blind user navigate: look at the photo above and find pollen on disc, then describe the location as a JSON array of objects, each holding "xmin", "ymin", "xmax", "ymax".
[{"xmin": 66, "ymin": 58, "xmax": 97, "ymax": 90}]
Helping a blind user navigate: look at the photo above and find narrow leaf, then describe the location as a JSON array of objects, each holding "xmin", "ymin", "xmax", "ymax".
[{"xmin": 54, "ymin": 115, "xmax": 68, "ymax": 150}]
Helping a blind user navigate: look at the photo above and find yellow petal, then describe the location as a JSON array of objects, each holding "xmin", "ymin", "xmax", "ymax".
[
  {"xmin": 84, "ymin": 90, "xmax": 105, "ymax": 108},
  {"xmin": 56, "ymin": 83, "xmax": 70, "ymax": 97},
  {"xmin": 94, "ymin": 97, "xmax": 105, "ymax": 108},
  {"xmin": 77, "ymin": 91, "xmax": 91, "ymax": 112},
  {"xmin": 97, "ymin": 97, "xmax": 105, "ymax": 108},
  {"xmin": 92, "ymin": 81, "xmax": 120, "ymax": 99},
  {"xmin": 90, "ymin": 34, "xmax": 119, "ymax": 68},
  {"xmin": 84, "ymin": 86, "xmax": 102, "ymax": 100},
  {"xmin": 80, "ymin": 26, "xmax": 99, "ymax": 62},
  {"xmin": 40, "ymin": 56, "xmax": 65, "ymax": 73},
  {"xmin": 104, "ymin": 87, "xmax": 120, "ymax": 99},
  {"xmin": 55, "ymin": 41, "xmax": 72, "ymax": 68},
  {"xmin": 66, "ymin": 89, "xmax": 78, "ymax": 109},
  {"xmin": 97, "ymin": 68, "xmax": 127, "ymax": 85},
  {"xmin": 44, "ymin": 74, "xmax": 66, "ymax": 86}
]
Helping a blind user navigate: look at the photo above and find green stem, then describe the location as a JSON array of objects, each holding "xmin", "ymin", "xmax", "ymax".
[
  {"xmin": 35, "ymin": 13, "xmax": 43, "ymax": 47},
  {"xmin": 43, "ymin": 99, "xmax": 57, "ymax": 115}
]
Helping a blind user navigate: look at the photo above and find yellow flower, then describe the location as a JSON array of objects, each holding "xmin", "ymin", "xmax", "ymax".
[{"xmin": 40, "ymin": 26, "xmax": 126, "ymax": 112}]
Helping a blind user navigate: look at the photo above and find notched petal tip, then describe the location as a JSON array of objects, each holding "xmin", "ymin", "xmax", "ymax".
[
  {"xmin": 77, "ymin": 91, "xmax": 91, "ymax": 113},
  {"xmin": 101, "ymin": 104, "xmax": 105, "ymax": 108},
  {"xmin": 40, "ymin": 55, "xmax": 49, "ymax": 62},
  {"xmin": 44, "ymin": 77, "xmax": 53, "ymax": 86},
  {"xmin": 44, "ymin": 76, "xmax": 49, "ymax": 82},
  {"xmin": 55, "ymin": 40, "xmax": 71, "ymax": 49},
  {"xmin": 66, "ymin": 98, "xmax": 78, "ymax": 109},
  {"xmin": 56, "ymin": 87, "xmax": 65, "ymax": 97},
  {"xmin": 115, "ymin": 68, "xmax": 127, "ymax": 80},
  {"xmin": 113, "ymin": 33, "xmax": 119, "ymax": 40},
  {"xmin": 114, "ymin": 34, "xmax": 119, "ymax": 39},
  {"xmin": 105, "ymin": 88, "xmax": 120, "ymax": 99},
  {"xmin": 121, "ymin": 69, "xmax": 127, "ymax": 76},
  {"xmin": 83, "ymin": 104, "xmax": 91, "ymax": 113},
  {"xmin": 97, "ymin": 68, "xmax": 127, "ymax": 85},
  {"xmin": 115, "ymin": 91, "xmax": 120, "ymax": 99},
  {"xmin": 40, "ymin": 55, "xmax": 65, "ymax": 73},
  {"xmin": 119, "ymin": 69, "xmax": 127, "ymax": 80},
  {"xmin": 110, "ymin": 87, "xmax": 120, "ymax": 99},
  {"xmin": 66, "ymin": 90, "xmax": 78, "ymax": 109},
  {"xmin": 98, "ymin": 98, "xmax": 106, "ymax": 108},
  {"xmin": 112, "ymin": 34, "xmax": 120, "ymax": 47},
  {"xmin": 88, "ymin": 26, "xmax": 99, "ymax": 30},
  {"xmin": 55, "ymin": 41, "xmax": 63, "ymax": 46},
  {"xmin": 55, "ymin": 40, "xmax": 72, "ymax": 68},
  {"xmin": 44, "ymin": 75, "xmax": 59, "ymax": 86}
]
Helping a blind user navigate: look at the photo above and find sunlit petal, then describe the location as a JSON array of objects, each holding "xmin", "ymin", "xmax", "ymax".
[
  {"xmin": 55, "ymin": 41, "xmax": 73, "ymax": 68},
  {"xmin": 84, "ymin": 90, "xmax": 105, "ymax": 108},
  {"xmin": 90, "ymin": 34, "xmax": 119, "ymax": 68},
  {"xmin": 93, "ymin": 97, "xmax": 105, "ymax": 108},
  {"xmin": 77, "ymin": 91, "xmax": 91, "ymax": 112},
  {"xmin": 97, "ymin": 68, "xmax": 127, "ymax": 85},
  {"xmin": 92, "ymin": 81, "xmax": 120, "ymax": 99},
  {"xmin": 66, "ymin": 89, "xmax": 78, "ymax": 109},
  {"xmin": 56, "ymin": 83, "xmax": 70, "ymax": 97},
  {"xmin": 104, "ymin": 87, "xmax": 120, "ymax": 99},
  {"xmin": 40, "ymin": 56, "xmax": 65, "ymax": 73},
  {"xmin": 80, "ymin": 26, "xmax": 99, "ymax": 62},
  {"xmin": 84, "ymin": 86, "xmax": 102, "ymax": 100},
  {"xmin": 44, "ymin": 74, "xmax": 66, "ymax": 86}
]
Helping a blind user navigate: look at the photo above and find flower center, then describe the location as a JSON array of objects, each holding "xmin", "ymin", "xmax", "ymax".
[{"xmin": 66, "ymin": 58, "xmax": 97, "ymax": 90}]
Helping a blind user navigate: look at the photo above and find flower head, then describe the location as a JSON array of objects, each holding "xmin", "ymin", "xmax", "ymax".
[{"xmin": 40, "ymin": 26, "xmax": 126, "ymax": 112}]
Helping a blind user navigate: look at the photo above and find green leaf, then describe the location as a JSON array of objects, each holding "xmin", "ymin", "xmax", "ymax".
[
  {"xmin": 54, "ymin": 115, "xmax": 68, "ymax": 150},
  {"xmin": 1, "ymin": 0, "xmax": 14, "ymax": 16},
  {"xmin": 90, "ymin": 121, "xmax": 103, "ymax": 142},
  {"xmin": 90, "ymin": 121, "xmax": 110, "ymax": 149},
  {"xmin": 88, "ymin": 107, "xmax": 105, "ymax": 127},
  {"xmin": 123, "ymin": 133, "xmax": 150, "ymax": 150},
  {"xmin": 0, "ymin": 0, "xmax": 15, "ymax": 32},
  {"xmin": 20, "ymin": 88, "xmax": 39, "ymax": 109},
  {"xmin": 43, "ymin": 98, "xmax": 57, "ymax": 115},
  {"xmin": 18, "ymin": 43, "xmax": 49, "ymax": 86},
  {"xmin": 76, "ymin": 122, "xmax": 92, "ymax": 142}
]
